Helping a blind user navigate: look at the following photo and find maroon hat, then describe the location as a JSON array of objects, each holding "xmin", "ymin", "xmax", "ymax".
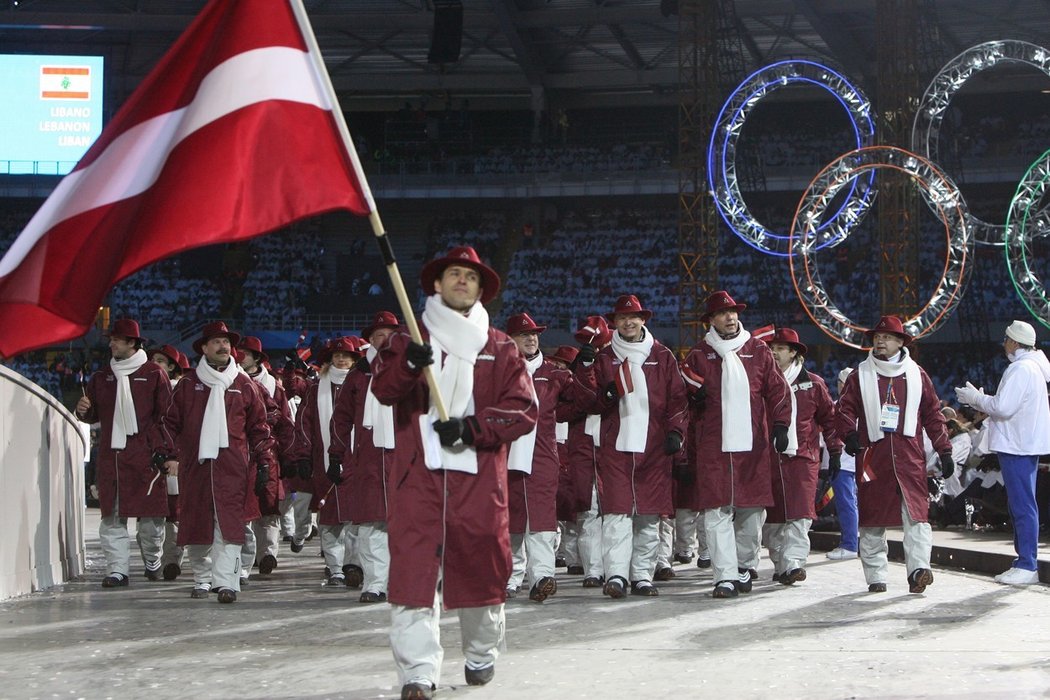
[
  {"xmin": 175, "ymin": 350, "xmax": 190, "ymax": 371},
  {"xmin": 605, "ymin": 294, "xmax": 653, "ymax": 322},
  {"xmin": 549, "ymin": 345, "xmax": 579, "ymax": 366},
  {"xmin": 192, "ymin": 321, "xmax": 241, "ymax": 356},
  {"xmin": 103, "ymin": 318, "xmax": 145, "ymax": 341},
  {"xmin": 766, "ymin": 327, "xmax": 807, "ymax": 355},
  {"xmin": 701, "ymin": 291, "xmax": 747, "ymax": 322},
  {"xmin": 574, "ymin": 315, "xmax": 613, "ymax": 346},
  {"xmin": 420, "ymin": 246, "xmax": 501, "ymax": 304},
  {"xmin": 506, "ymin": 312, "xmax": 547, "ymax": 336},
  {"xmin": 362, "ymin": 310, "xmax": 400, "ymax": 341},
  {"xmin": 150, "ymin": 344, "xmax": 181, "ymax": 366},
  {"xmin": 317, "ymin": 336, "xmax": 364, "ymax": 364},
  {"xmin": 865, "ymin": 315, "xmax": 913, "ymax": 346},
  {"xmin": 238, "ymin": 336, "xmax": 269, "ymax": 364}
]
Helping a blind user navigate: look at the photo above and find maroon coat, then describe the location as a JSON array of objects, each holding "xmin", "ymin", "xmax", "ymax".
[
  {"xmin": 836, "ymin": 363, "xmax": 950, "ymax": 526},
  {"xmin": 683, "ymin": 335, "xmax": 792, "ymax": 509},
  {"xmin": 371, "ymin": 327, "xmax": 537, "ymax": 610},
  {"xmin": 577, "ymin": 338, "xmax": 688, "ymax": 516},
  {"xmin": 243, "ymin": 374, "xmax": 293, "ymax": 516},
  {"xmin": 80, "ymin": 359, "xmax": 172, "ymax": 518},
  {"xmin": 561, "ymin": 371, "xmax": 598, "ymax": 514},
  {"xmin": 672, "ymin": 402, "xmax": 703, "ymax": 511},
  {"xmin": 161, "ymin": 366, "xmax": 275, "ymax": 545},
  {"xmin": 329, "ymin": 361, "xmax": 392, "ymax": 524},
  {"xmin": 289, "ymin": 372, "xmax": 349, "ymax": 519},
  {"xmin": 767, "ymin": 367, "xmax": 841, "ymax": 523},
  {"xmin": 508, "ymin": 359, "xmax": 572, "ymax": 533}
]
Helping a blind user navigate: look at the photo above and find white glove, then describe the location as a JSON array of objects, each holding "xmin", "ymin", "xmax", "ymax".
[{"xmin": 954, "ymin": 381, "xmax": 984, "ymax": 408}]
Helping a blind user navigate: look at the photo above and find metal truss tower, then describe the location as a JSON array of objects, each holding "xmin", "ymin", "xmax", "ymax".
[{"xmin": 676, "ymin": 0, "xmax": 749, "ymax": 351}]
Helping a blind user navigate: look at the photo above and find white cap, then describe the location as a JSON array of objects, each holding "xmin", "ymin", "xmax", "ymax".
[
  {"xmin": 838, "ymin": 367, "xmax": 853, "ymax": 383},
  {"xmin": 1006, "ymin": 320, "xmax": 1037, "ymax": 347}
]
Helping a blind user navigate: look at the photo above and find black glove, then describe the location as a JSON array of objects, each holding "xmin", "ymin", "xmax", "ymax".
[
  {"xmin": 844, "ymin": 431, "xmax": 859, "ymax": 457},
  {"xmin": 151, "ymin": 452, "xmax": 171, "ymax": 474},
  {"xmin": 672, "ymin": 463, "xmax": 696, "ymax": 486},
  {"xmin": 326, "ymin": 456, "xmax": 343, "ymax": 485},
  {"xmin": 406, "ymin": 341, "xmax": 434, "ymax": 371},
  {"xmin": 828, "ymin": 452, "xmax": 842, "ymax": 480},
  {"xmin": 688, "ymin": 385, "xmax": 706, "ymax": 410},
  {"xmin": 296, "ymin": 460, "xmax": 313, "ymax": 480},
  {"xmin": 355, "ymin": 356, "xmax": 370, "ymax": 373},
  {"xmin": 280, "ymin": 460, "xmax": 296, "ymax": 479},
  {"xmin": 433, "ymin": 416, "xmax": 478, "ymax": 447},
  {"xmin": 939, "ymin": 452, "xmax": 955, "ymax": 479},
  {"xmin": 664, "ymin": 432, "xmax": 683, "ymax": 455},
  {"xmin": 577, "ymin": 344, "xmax": 596, "ymax": 364},
  {"xmin": 772, "ymin": 424, "xmax": 789, "ymax": 454},
  {"xmin": 603, "ymin": 381, "xmax": 619, "ymax": 402},
  {"xmin": 254, "ymin": 465, "xmax": 269, "ymax": 497}
]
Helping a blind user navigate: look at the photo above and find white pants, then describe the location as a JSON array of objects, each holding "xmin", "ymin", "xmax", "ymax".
[
  {"xmin": 575, "ymin": 485, "xmax": 604, "ymax": 578},
  {"xmin": 673, "ymin": 508, "xmax": 704, "ymax": 558},
  {"xmin": 656, "ymin": 516, "xmax": 674, "ymax": 568},
  {"xmin": 241, "ymin": 515, "xmax": 280, "ymax": 571},
  {"xmin": 704, "ymin": 506, "xmax": 765, "ymax": 585},
  {"xmin": 558, "ymin": 520, "xmax": 580, "ymax": 567},
  {"xmin": 279, "ymin": 494, "xmax": 296, "ymax": 537},
  {"xmin": 351, "ymin": 522, "xmax": 390, "ymax": 594},
  {"xmin": 185, "ymin": 516, "xmax": 242, "ymax": 591},
  {"xmin": 859, "ymin": 500, "xmax": 932, "ymax": 585},
  {"xmin": 390, "ymin": 590, "xmax": 505, "ymax": 688},
  {"xmin": 99, "ymin": 496, "xmax": 165, "ymax": 576},
  {"xmin": 602, "ymin": 513, "xmax": 660, "ymax": 583},
  {"xmin": 762, "ymin": 518, "xmax": 813, "ymax": 575},
  {"xmin": 507, "ymin": 530, "xmax": 558, "ymax": 590},
  {"xmin": 161, "ymin": 520, "xmax": 184, "ymax": 569},
  {"xmin": 282, "ymin": 492, "xmax": 313, "ymax": 545}
]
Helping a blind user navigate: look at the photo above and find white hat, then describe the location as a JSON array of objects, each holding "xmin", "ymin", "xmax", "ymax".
[
  {"xmin": 837, "ymin": 367, "xmax": 854, "ymax": 383},
  {"xmin": 1006, "ymin": 320, "xmax": 1037, "ymax": 347}
]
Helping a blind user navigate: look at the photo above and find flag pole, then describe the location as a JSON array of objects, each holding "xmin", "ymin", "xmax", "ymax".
[{"xmin": 288, "ymin": 0, "xmax": 448, "ymax": 421}]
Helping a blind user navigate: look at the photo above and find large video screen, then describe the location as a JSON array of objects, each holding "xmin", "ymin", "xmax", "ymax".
[{"xmin": 0, "ymin": 54, "xmax": 104, "ymax": 175}]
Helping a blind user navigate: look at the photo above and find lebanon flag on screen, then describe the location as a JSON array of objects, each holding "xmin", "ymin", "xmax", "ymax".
[
  {"xmin": 40, "ymin": 66, "xmax": 92, "ymax": 100},
  {"xmin": 0, "ymin": 0, "xmax": 373, "ymax": 357}
]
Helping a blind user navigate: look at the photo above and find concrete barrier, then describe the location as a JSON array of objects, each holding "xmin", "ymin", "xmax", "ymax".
[{"xmin": 0, "ymin": 364, "xmax": 87, "ymax": 600}]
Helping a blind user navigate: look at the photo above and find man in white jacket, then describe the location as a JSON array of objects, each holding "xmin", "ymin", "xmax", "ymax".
[{"xmin": 956, "ymin": 320, "xmax": 1050, "ymax": 586}]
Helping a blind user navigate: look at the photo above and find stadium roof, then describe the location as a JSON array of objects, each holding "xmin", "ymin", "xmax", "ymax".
[{"xmin": 2, "ymin": 0, "xmax": 1049, "ymax": 110}]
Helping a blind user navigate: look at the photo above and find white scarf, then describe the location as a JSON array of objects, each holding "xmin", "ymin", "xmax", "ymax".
[
  {"xmin": 318, "ymin": 366, "xmax": 350, "ymax": 468},
  {"xmin": 110, "ymin": 349, "xmax": 147, "ymax": 449},
  {"xmin": 252, "ymin": 364, "xmax": 276, "ymax": 398},
  {"xmin": 195, "ymin": 356, "xmax": 237, "ymax": 461},
  {"xmin": 420, "ymin": 295, "xmax": 489, "ymax": 474},
  {"xmin": 704, "ymin": 326, "xmax": 753, "ymax": 452},
  {"xmin": 782, "ymin": 360, "xmax": 802, "ymax": 457},
  {"xmin": 858, "ymin": 347, "xmax": 921, "ymax": 442},
  {"xmin": 555, "ymin": 421, "xmax": 568, "ymax": 443},
  {"xmin": 508, "ymin": 353, "xmax": 542, "ymax": 473},
  {"xmin": 584, "ymin": 414, "xmax": 601, "ymax": 446},
  {"xmin": 610, "ymin": 328, "xmax": 654, "ymax": 453},
  {"xmin": 363, "ymin": 345, "xmax": 395, "ymax": 449}
]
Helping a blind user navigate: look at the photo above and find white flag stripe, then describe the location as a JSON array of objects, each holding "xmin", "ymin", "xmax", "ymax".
[{"xmin": 1, "ymin": 46, "xmax": 331, "ymax": 278}]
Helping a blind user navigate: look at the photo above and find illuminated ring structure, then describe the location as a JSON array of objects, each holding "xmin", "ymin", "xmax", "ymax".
[
  {"xmin": 1005, "ymin": 148, "xmax": 1050, "ymax": 329},
  {"xmin": 709, "ymin": 59, "xmax": 877, "ymax": 257},
  {"xmin": 913, "ymin": 40, "xmax": 1050, "ymax": 245},
  {"xmin": 789, "ymin": 146, "xmax": 973, "ymax": 348}
]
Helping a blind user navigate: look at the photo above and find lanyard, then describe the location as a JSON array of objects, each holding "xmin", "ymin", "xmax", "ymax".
[{"xmin": 883, "ymin": 377, "xmax": 897, "ymax": 406}]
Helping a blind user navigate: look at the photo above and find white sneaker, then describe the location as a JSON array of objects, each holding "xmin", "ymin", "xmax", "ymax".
[
  {"xmin": 994, "ymin": 567, "xmax": 1039, "ymax": 585},
  {"xmin": 826, "ymin": 547, "xmax": 858, "ymax": 561}
]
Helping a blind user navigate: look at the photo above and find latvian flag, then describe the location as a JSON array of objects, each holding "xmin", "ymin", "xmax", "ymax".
[
  {"xmin": 0, "ymin": 0, "xmax": 374, "ymax": 357},
  {"xmin": 860, "ymin": 447, "xmax": 877, "ymax": 483}
]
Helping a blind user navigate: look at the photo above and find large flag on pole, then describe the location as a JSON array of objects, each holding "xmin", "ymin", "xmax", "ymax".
[{"xmin": 0, "ymin": 0, "xmax": 373, "ymax": 357}]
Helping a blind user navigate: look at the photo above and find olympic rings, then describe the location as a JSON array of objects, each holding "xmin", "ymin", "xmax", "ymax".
[
  {"xmin": 709, "ymin": 60, "xmax": 877, "ymax": 257},
  {"xmin": 913, "ymin": 40, "xmax": 1050, "ymax": 245},
  {"xmin": 789, "ymin": 146, "xmax": 973, "ymax": 348},
  {"xmin": 1005, "ymin": 148, "xmax": 1050, "ymax": 329}
]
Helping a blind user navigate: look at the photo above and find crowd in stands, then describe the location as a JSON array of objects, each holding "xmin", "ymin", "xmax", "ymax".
[
  {"xmin": 241, "ymin": 225, "xmax": 324, "ymax": 326},
  {"xmin": 472, "ymin": 144, "xmax": 669, "ymax": 175},
  {"xmin": 109, "ymin": 257, "xmax": 222, "ymax": 328}
]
